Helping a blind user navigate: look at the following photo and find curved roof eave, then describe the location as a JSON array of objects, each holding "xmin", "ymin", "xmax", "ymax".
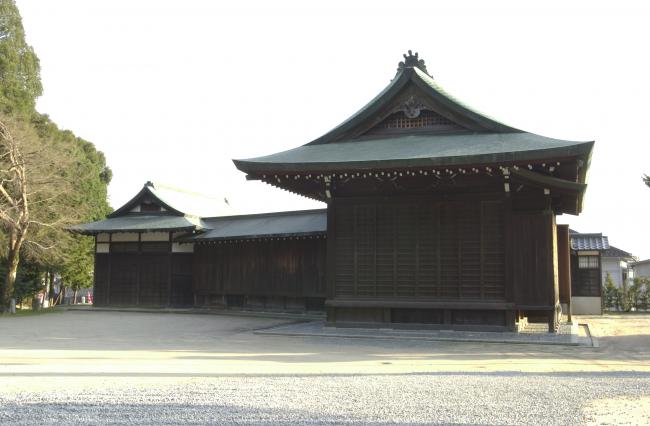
[{"xmin": 234, "ymin": 135, "xmax": 594, "ymax": 178}]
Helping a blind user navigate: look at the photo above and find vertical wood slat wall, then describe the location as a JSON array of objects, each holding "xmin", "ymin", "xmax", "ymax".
[
  {"xmin": 92, "ymin": 240, "xmax": 194, "ymax": 307},
  {"xmin": 192, "ymin": 238, "xmax": 327, "ymax": 300},
  {"xmin": 511, "ymin": 212, "xmax": 558, "ymax": 306},
  {"xmin": 333, "ymin": 198, "xmax": 506, "ymax": 301}
]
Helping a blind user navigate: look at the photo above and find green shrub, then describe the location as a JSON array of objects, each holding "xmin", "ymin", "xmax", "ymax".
[{"xmin": 602, "ymin": 272, "xmax": 619, "ymax": 311}]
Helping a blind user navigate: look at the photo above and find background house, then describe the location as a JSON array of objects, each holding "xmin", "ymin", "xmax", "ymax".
[
  {"xmin": 569, "ymin": 230, "xmax": 634, "ymax": 314},
  {"xmin": 631, "ymin": 259, "xmax": 650, "ymax": 280},
  {"xmin": 602, "ymin": 245, "xmax": 635, "ymax": 287}
]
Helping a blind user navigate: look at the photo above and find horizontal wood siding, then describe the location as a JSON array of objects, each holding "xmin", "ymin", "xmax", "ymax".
[{"xmin": 332, "ymin": 197, "xmax": 506, "ymax": 301}]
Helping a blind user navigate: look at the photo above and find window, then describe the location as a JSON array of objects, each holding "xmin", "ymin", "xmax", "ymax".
[{"xmin": 578, "ymin": 255, "xmax": 599, "ymax": 269}]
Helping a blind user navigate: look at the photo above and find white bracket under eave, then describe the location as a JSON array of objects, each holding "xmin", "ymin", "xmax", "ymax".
[
  {"xmin": 544, "ymin": 188, "xmax": 551, "ymax": 195},
  {"xmin": 324, "ymin": 176, "xmax": 332, "ymax": 199},
  {"xmin": 501, "ymin": 167, "xmax": 510, "ymax": 193}
]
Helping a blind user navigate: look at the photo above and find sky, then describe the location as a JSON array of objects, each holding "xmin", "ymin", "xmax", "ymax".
[{"xmin": 15, "ymin": 0, "xmax": 650, "ymax": 259}]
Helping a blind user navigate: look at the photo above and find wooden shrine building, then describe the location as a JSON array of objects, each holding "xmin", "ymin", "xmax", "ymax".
[
  {"xmin": 74, "ymin": 52, "xmax": 594, "ymax": 332},
  {"xmin": 71, "ymin": 182, "xmax": 327, "ymax": 310},
  {"xmin": 234, "ymin": 51, "xmax": 594, "ymax": 331}
]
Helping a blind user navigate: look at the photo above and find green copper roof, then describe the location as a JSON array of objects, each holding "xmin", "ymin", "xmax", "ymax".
[
  {"xmin": 235, "ymin": 52, "xmax": 594, "ymax": 177},
  {"xmin": 303, "ymin": 54, "xmax": 519, "ymax": 147},
  {"xmin": 69, "ymin": 215, "xmax": 205, "ymax": 235},
  {"xmin": 188, "ymin": 209, "xmax": 326, "ymax": 242},
  {"xmin": 109, "ymin": 182, "xmax": 232, "ymax": 218},
  {"xmin": 234, "ymin": 133, "xmax": 593, "ymax": 173}
]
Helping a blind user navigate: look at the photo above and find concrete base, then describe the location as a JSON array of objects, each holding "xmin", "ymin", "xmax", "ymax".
[
  {"xmin": 572, "ymin": 297, "xmax": 602, "ymax": 315},
  {"xmin": 256, "ymin": 320, "xmax": 593, "ymax": 346}
]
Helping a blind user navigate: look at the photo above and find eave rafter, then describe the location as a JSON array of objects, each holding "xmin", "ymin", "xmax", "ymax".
[{"xmin": 247, "ymin": 158, "xmax": 583, "ymax": 210}]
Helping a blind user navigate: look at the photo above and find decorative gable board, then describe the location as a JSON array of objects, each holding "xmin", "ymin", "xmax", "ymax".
[{"xmin": 340, "ymin": 84, "xmax": 474, "ymax": 141}]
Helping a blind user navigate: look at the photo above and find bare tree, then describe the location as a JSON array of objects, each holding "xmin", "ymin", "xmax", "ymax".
[
  {"xmin": 0, "ymin": 118, "xmax": 30, "ymax": 311},
  {"xmin": 0, "ymin": 116, "xmax": 79, "ymax": 312}
]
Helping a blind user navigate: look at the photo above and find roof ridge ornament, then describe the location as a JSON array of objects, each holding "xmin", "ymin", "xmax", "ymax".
[{"xmin": 397, "ymin": 50, "xmax": 430, "ymax": 76}]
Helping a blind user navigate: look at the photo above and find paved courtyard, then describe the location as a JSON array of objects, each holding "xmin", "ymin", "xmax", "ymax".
[{"xmin": 1, "ymin": 310, "xmax": 649, "ymax": 425}]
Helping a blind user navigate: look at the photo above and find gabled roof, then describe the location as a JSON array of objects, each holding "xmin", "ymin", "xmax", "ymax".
[
  {"xmin": 109, "ymin": 181, "xmax": 233, "ymax": 218},
  {"xmin": 234, "ymin": 51, "xmax": 593, "ymax": 189},
  {"xmin": 306, "ymin": 54, "xmax": 520, "ymax": 146},
  {"xmin": 602, "ymin": 245, "xmax": 633, "ymax": 259},
  {"xmin": 69, "ymin": 215, "xmax": 204, "ymax": 235},
  {"xmin": 187, "ymin": 209, "xmax": 326, "ymax": 242},
  {"xmin": 71, "ymin": 182, "xmax": 233, "ymax": 235},
  {"xmin": 570, "ymin": 233, "xmax": 610, "ymax": 251}
]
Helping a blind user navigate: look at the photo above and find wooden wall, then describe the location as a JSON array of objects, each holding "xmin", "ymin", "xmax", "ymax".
[
  {"xmin": 193, "ymin": 238, "xmax": 327, "ymax": 310},
  {"xmin": 511, "ymin": 212, "xmax": 558, "ymax": 307},
  {"xmin": 557, "ymin": 225, "xmax": 572, "ymax": 314},
  {"xmin": 331, "ymin": 196, "xmax": 506, "ymax": 301},
  {"xmin": 571, "ymin": 253, "xmax": 602, "ymax": 297},
  {"xmin": 510, "ymin": 211, "xmax": 561, "ymax": 330},
  {"xmin": 326, "ymin": 194, "xmax": 562, "ymax": 330},
  {"xmin": 92, "ymin": 240, "xmax": 194, "ymax": 307}
]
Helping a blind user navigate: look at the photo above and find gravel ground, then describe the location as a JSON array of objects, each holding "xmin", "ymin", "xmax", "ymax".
[
  {"xmin": 1, "ymin": 373, "xmax": 649, "ymax": 425},
  {"xmin": 1, "ymin": 311, "xmax": 649, "ymax": 425}
]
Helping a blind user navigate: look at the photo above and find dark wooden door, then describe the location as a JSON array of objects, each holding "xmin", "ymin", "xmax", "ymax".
[
  {"xmin": 93, "ymin": 254, "xmax": 109, "ymax": 306},
  {"xmin": 110, "ymin": 254, "xmax": 139, "ymax": 305},
  {"xmin": 171, "ymin": 254, "xmax": 193, "ymax": 307},
  {"xmin": 139, "ymin": 254, "xmax": 169, "ymax": 306}
]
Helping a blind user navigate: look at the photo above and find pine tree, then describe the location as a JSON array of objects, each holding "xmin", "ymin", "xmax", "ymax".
[
  {"xmin": 602, "ymin": 272, "xmax": 618, "ymax": 311},
  {"xmin": 0, "ymin": 2, "xmax": 111, "ymax": 312},
  {"xmin": 0, "ymin": 0, "xmax": 43, "ymax": 114}
]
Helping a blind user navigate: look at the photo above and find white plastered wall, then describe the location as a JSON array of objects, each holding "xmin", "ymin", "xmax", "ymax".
[
  {"xmin": 141, "ymin": 232, "xmax": 170, "ymax": 242},
  {"xmin": 111, "ymin": 233, "xmax": 139, "ymax": 242},
  {"xmin": 96, "ymin": 243, "xmax": 109, "ymax": 253},
  {"xmin": 172, "ymin": 243, "xmax": 194, "ymax": 253},
  {"xmin": 634, "ymin": 262, "xmax": 650, "ymax": 279},
  {"xmin": 601, "ymin": 258, "xmax": 626, "ymax": 287},
  {"xmin": 571, "ymin": 297, "xmax": 602, "ymax": 315}
]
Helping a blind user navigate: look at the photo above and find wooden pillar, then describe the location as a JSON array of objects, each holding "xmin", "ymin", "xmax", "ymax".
[
  {"xmin": 106, "ymin": 233, "xmax": 112, "ymax": 305},
  {"xmin": 557, "ymin": 224, "xmax": 572, "ymax": 322},
  {"xmin": 167, "ymin": 232, "xmax": 173, "ymax": 307},
  {"xmin": 325, "ymin": 200, "xmax": 336, "ymax": 300},
  {"xmin": 136, "ymin": 232, "xmax": 141, "ymax": 305}
]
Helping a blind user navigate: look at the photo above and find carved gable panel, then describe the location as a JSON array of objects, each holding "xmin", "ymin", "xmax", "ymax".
[{"xmin": 358, "ymin": 88, "xmax": 470, "ymax": 138}]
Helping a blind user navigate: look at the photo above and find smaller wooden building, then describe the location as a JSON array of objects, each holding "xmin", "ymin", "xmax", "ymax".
[
  {"xmin": 71, "ymin": 182, "xmax": 328, "ymax": 310},
  {"xmin": 70, "ymin": 182, "xmax": 229, "ymax": 307}
]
